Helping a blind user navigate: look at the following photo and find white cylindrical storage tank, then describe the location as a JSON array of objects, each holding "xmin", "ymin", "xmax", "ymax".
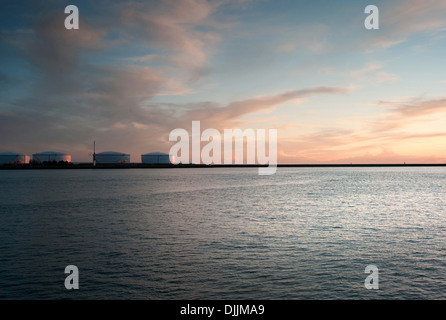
[
  {"xmin": 95, "ymin": 151, "xmax": 130, "ymax": 164},
  {"xmin": 32, "ymin": 151, "xmax": 71, "ymax": 163},
  {"xmin": 141, "ymin": 152, "xmax": 173, "ymax": 164},
  {"xmin": 0, "ymin": 152, "xmax": 30, "ymax": 165}
]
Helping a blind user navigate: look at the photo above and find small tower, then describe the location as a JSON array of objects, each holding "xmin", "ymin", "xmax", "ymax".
[{"xmin": 93, "ymin": 141, "xmax": 96, "ymax": 167}]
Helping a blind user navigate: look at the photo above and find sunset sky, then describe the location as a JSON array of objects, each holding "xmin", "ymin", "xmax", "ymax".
[{"xmin": 1, "ymin": 0, "xmax": 446, "ymax": 163}]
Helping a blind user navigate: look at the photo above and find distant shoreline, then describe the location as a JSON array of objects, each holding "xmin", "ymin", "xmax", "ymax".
[{"xmin": 1, "ymin": 163, "xmax": 445, "ymax": 170}]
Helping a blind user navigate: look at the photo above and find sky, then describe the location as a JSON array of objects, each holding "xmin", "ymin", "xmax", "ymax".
[{"xmin": 1, "ymin": 0, "xmax": 446, "ymax": 164}]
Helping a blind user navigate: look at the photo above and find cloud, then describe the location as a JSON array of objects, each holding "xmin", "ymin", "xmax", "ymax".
[
  {"xmin": 1, "ymin": 0, "xmax": 444, "ymax": 164},
  {"xmin": 325, "ymin": 148, "xmax": 446, "ymax": 164},
  {"xmin": 375, "ymin": 72, "xmax": 399, "ymax": 83},
  {"xmin": 277, "ymin": 131, "xmax": 446, "ymax": 164},
  {"xmin": 349, "ymin": 63, "xmax": 399, "ymax": 84},
  {"xmin": 343, "ymin": 95, "xmax": 446, "ymax": 144},
  {"xmin": 181, "ymin": 86, "xmax": 353, "ymax": 130},
  {"xmin": 0, "ymin": 3, "xmax": 354, "ymax": 163},
  {"xmin": 275, "ymin": 93, "xmax": 446, "ymax": 164},
  {"xmin": 367, "ymin": 0, "xmax": 446, "ymax": 49},
  {"xmin": 24, "ymin": 13, "xmax": 108, "ymax": 78},
  {"xmin": 0, "ymin": 4, "xmax": 200, "ymax": 158},
  {"xmin": 381, "ymin": 97, "xmax": 446, "ymax": 118},
  {"xmin": 362, "ymin": 96, "xmax": 446, "ymax": 133},
  {"xmin": 117, "ymin": 0, "xmax": 223, "ymax": 77},
  {"xmin": 268, "ymin": 23, "xmax": 330, "ymax": 55},
  {"xmin": 349, "ymin": 63, "xmax": 382, "ymax": 78}
]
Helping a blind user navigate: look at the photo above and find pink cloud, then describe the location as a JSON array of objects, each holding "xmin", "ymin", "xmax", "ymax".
[
  {"xmin": 368, "ymin": 0, "xmax": 446, "ymax": 49},
  {"xmin": 118, "ymin": 0, "xmax": 222, "ymax": 75}
]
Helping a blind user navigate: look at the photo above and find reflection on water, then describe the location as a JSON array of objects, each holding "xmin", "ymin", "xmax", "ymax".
[{"xmin": 0, "ymin": 167, "xmax": 445, "ymax": 299}]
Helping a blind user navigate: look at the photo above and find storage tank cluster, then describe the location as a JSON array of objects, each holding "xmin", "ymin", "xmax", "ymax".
[
  {"xmin": 95, "ymin": 151, "xmax": 130, "ymax": 164},
  {"xmin": 32, "ymin": 151, "xmax": 71, "ymax": 163},
  {"xmin": 0, "ymin": 151, "xmax": 71, "ymax": 165},
  {"xmin": 94, "ymin": 151, "xmax": 173, "ymax": 164},
  {"xmin": 0, "ymin": 152, "xmax": 30, "ymax": 165},
  {"xmin": 1, "ymin": 149, "xmax": 174, "ymax": 165},
  {"xmin": 141, "ymin": 152, "xmax": 173, "ymax": 164}
]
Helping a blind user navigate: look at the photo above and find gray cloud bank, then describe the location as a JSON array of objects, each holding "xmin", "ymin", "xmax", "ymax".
[{"xmin": 0, "ymin": 1, "xmax": 350, "ymax": 162}]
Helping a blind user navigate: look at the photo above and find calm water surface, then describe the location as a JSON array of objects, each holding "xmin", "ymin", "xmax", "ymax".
[{"xmin": 0, "ymin": 167, "xmax": 445, "ymax": 299}]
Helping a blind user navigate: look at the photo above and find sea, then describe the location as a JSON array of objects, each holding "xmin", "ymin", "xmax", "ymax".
[{"xmin": 0, "ymin": 167, "xmax": 445, "ymax": 300}]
